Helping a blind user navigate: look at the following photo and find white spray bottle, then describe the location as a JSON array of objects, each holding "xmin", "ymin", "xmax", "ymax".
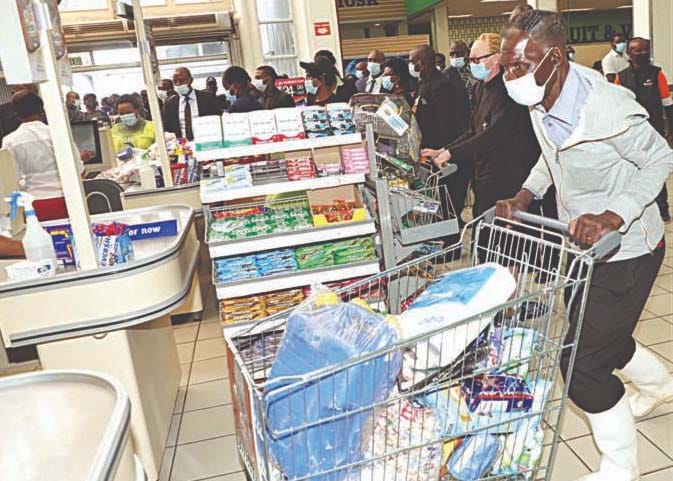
[{"xmin": 6, "ymin": 192, "xmax": 57, "ymax": 265}]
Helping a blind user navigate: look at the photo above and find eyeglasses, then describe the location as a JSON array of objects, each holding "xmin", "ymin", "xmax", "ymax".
[{"xmin": 469, "ymin": 52, "xmax": 496, "ymax": 65}]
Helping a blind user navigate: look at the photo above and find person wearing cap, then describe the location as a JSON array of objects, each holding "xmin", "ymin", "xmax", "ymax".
[{"xmin": 301, "ymin": 57, "xmax": 339, "ymax": 107}]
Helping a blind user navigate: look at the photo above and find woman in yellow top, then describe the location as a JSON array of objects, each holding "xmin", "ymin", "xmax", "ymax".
[{"xmin": 111, "ymin": 94, "xmax": 156, "ymax": 152}]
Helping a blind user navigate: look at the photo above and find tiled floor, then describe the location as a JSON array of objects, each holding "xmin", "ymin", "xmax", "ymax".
[{"xmin": 160, "ymin": 221, "xmax": 673, "ymax": 481}]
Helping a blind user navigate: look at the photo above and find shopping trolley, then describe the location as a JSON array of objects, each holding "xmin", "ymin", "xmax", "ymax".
[{"xmin": 223, "ymin": 210, "xmax": 620, "ymax": 481}]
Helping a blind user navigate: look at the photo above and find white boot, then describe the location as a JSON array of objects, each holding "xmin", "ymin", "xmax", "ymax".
[
  {"xmin": 620, "ymin": 343, "xmax": 673, "ymax": 418},
  {"xmin": 575, "ymin": 395, "xmax": 640, "ymax": 481}
]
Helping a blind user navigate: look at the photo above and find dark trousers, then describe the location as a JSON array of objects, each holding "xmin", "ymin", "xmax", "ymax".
[
  {"xmin": 656, "ymin": 184, "xmax": 670, "ymax": 220},
  {"xmin": 561, "ymin": 242, "xmax": 665, "ymax": 413}
]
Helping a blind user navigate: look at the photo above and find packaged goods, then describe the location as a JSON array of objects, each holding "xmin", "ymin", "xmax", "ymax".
[
  {"xmin": 274, "ymin": 108, "xmax": 306, "ymax": 141},
  {"xmin": 222, "ymin": 112, "xmax": 252, "ymax": 147},
  {"xmin": 341, "ymin": 145, "xmax": 370, "ymax": 174},
  {"xmin": 446, "ymin": 434, "xmax": 501, "ymax": 481},
  {"xmin": 192, "ymin": 115, "xmax": 224, "ymax": 151},
  {"xmin": 326, "ymin": 103, "xmax": 355, "ymax": 135},
  {"xmin": 249, "ymin": 110, "xmax": 278, "ymax": 144},
  {"xmin": 264, "ymin": 287, "xmax": 401, "ymax": 481},
  {"xmin": 357, "ymin": 398, "xmax": 442, "ymax": 481},
  {"xmin": 92, "ymin": 222, "xmax": 134, "ymax": 267},
  {"xmin": 301, "ymin": 107, "xmax": 331, "ymax": 138},
  {"xmin": 399, "ymin": 263, "xmax": 516, "ymax": 389}
]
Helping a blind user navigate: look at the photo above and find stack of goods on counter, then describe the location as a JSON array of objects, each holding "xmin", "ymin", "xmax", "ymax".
[
  {"xmin": 286, "ymin": 154, "xmax": 316, "ymax": 180},
  {"xmin": 252, "ymin": 264, "xmax": 554, "ymax": 481},
  {"xmin": 341, "ymin": 145, "xmax": 370, "ymax": 174},
  {"xmin": 214, "ymin": 237, "xmax": 377, "ymax": 284},
  {"xmin": 200, "ymin": 164, "xmax": 252, "ymax": 197},
  {"xmin": 208, "ymin": 201, "xmax": 313, "ymax": 242},
  {"xmin": 327, "ymin": 104, "xmax": 356, "ymax": 135},
  {"xmin": 220, "ymin": 289, "xmax": 305, "ymax": 324}
]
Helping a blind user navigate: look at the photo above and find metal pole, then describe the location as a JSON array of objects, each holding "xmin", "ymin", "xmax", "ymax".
[
  {"xmin": 130, "ymin": 0, "xmax": 174, "ymax": 187},
  {"xmin": 34, "ymin": 0, "xmax": 98, "ymax": 270}
]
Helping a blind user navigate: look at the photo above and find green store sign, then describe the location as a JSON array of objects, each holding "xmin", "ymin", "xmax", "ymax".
[
  {"xmin": 565, "ymin": 10, "xmax": 633, "ymax": 44},
  {"xmin": 406, "ymin": 0, "xmax": 442, "ymax": 16}
]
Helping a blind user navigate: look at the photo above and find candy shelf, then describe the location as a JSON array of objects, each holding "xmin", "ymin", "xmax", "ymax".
[
  {"xmin": 200, "ymin": 173, "xmax": 366, "ymax": 204},
  {"xmin": 213, "ymin": 260, "xmax": 381, "ymax": 300},
  {"xmin": 194, "ymin": 133, "xmax": 362, "ymax": 162},
  {"xmin": 207, "ymin": 220, "xmax": 377, "ymax": 258}
]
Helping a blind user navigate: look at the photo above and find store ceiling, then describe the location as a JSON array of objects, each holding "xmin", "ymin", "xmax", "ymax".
[{"xmin": 445, "ymin": 0, "xmax": 632, "ymax": 17}]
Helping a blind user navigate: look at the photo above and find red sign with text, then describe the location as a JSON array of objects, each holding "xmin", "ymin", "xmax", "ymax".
[
  {"xmin": 314, "ymin": 22, "xmax": 331, "ymax": 36},
  {"xmin": 275, "ymin": 77, "xmax": 307, "ymax": 105}
]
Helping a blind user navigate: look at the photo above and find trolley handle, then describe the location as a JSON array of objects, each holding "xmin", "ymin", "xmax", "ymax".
[{"xmin": 483, "ymin": 207, "xmax": 621, "ymax": 260}]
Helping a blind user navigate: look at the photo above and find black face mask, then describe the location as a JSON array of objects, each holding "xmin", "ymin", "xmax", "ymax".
[{"xmin": 633, "ymin": 53, "xmax": 650, "ymax": 67}]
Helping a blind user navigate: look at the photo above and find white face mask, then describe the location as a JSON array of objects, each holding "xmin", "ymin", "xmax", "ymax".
[
  {"xmin": 504, "ymin": 50, "xmax": 557, "ymax": 107},
  {"xmin": 368, "ymin": 62, "xmax": 381, "ymax": 77},
  {"xmin": 175, "ymin": 84, "xmax": 191, "ymax": 96},
  {"xmin": 157, "ymin": 90, "xmax": 168, "ymax": 101},
  {"xmin": 355, "ymin": 70, "xmax": 364, "ymax": 79},
  {"xmin": 450, "ymin": 57, "xmax": 466, "ymax": 69},
  {"xmin": 252, "ymin": 78, "xmax": 266, "ymax": 91},
  {"xmin": 409, "ymin": 62, "xmax": 421, "ymax": 79}
]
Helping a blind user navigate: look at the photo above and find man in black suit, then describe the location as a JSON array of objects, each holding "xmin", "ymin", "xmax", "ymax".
[{"xmin": 163, "ymin": 67, "xmax": 221, "ymax": 140}]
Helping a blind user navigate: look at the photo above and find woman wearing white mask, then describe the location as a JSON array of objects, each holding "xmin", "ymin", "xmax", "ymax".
[
  {"xmin": 421, "ymin": 32, "xmax": 541, "ymax": 221},
  {"xmin": 379, "ymin": 57, "xmax": 414, "ymax": 105},
  {"xmin": 254, "ymin": 66, "xmax": 296, "ymax": 110},
  {"xmin": 300, "ymin": 57, "xmax": 339, "ymax": 107},
  {"xmin": 110, "ymin": 94, "xmax": 156, "ymax": 152}
]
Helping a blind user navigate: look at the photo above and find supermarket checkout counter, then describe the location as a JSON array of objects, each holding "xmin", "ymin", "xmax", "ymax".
[
  {"xmin": 0, "ymin": 370, "xmax": 145, "ymax": 481},
  {"xmin": 0, "ymin": 204, "xmax": 199, "ymax": 481}
]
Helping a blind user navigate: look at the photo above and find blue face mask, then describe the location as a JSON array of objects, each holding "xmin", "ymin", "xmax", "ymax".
[
  {"xmin": 367, "ymin": 62, "xmax": 381, "ymax": 77},
  {"xmin": 615, "ymin": 42, "xmax": 627, "ymax": 54},
  {"xmin": 470, "ymin": 62, "xmax": 491, "ymax": 81},
  {"xmin": 225, "ymin": 89, "xmax": 236, "ymax": 104},
  {"xmin": 380, "ymin": 76, "xmax": 394, "ymax": 91},
  {"xmin": 305, "ymin": 80, "xmax": 318, "ymax": 95},
  {"xmin": 120, "ymin": 113, "xmax": 138, "ymax": 127},
  {"xmin": 450, "ymin": 57, "xmax": 466, "ymax": 69}
]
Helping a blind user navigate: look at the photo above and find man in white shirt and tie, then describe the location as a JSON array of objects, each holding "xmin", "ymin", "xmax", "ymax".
[
  {"xmin": 162, "ymin": 67, "xmax": 221, "ymax": 140},
  {"xmin": 357, "ymin": 50, "xmax": 386, "ymax": 94}
]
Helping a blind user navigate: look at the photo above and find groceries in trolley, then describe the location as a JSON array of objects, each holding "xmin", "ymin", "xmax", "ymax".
[{"xmin": 253, "ymin": 263, "xmax": 555, "ymax": 481}]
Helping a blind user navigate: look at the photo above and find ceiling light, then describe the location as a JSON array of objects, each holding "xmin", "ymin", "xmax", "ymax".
[
  {"xmin": 448, "ymin": 14, "xmax": 473, "ymax": 18},
  {"xmin": 481, "ymin": 0, "xmax": 515, "ymax": 3},
  {"xmin": 501, "ymin": 11, "xmax": 513, "ymax": 16},
  {"xmin": 374, "ymin": 23, "xmax": 381, "ymax": 26},
  {"xmin": 616, "ymin": 4, "xmax": 632, "ymax": 8},
  {"xmin": 562, "ymin": 8, "xmax": 594, "ymax": 12}
]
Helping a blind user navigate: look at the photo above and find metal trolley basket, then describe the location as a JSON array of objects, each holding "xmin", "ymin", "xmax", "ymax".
[{"xmin": 223, "ymin": 210, "xmax": 620, "ymax": 481}]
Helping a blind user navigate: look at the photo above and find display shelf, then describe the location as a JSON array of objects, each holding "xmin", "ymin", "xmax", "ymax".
[
  {"xmin": 207, "ymin": 219, "xmax": 377, "ymax": 257},
  {"xmin": 213, "ymin": 260, "xmax": 380, "ymax": 299},
  {"xmin": 200, "ymin": 173, "xmax": 366, "ymax": 203},
  {"xmin": 195, "ymin": 133, "xmax": 363, "ymax": 162}
]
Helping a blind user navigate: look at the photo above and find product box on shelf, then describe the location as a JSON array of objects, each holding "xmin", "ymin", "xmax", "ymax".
[
  {"xmin": 340, "ymin": 144, "xmax": 370, "ymax": 174},
  {"xmin": 306, "ymin": 185, "xmax": 368, "ymax": 226},
  {"xmin": 301, "ymin": 107, "xmax": 330, "ymax": 138},
  {"xmin": 274, "ymin": 108, "xmax": 306, "ymax": 142},
  {"xmin": 313, "ymin": 146, "xmax": 343, "ymax": 177},
  {"xmin": 192, "ymin": 115, "xmax": 224, "ymax": 151},
  {"xmin": 222, "ymin": 112, "xmax": 252, "ymax": 147},
  {"xmin": 249, "ymin": 110, "xmax": 278, "ymax": 144},
  {"xmin": 285, "ymin": 150, "xmax": 315, "ymax": 181},
  {"xmin": 326, "ymin": 103, "xmax": 356, "ymax": 135}
]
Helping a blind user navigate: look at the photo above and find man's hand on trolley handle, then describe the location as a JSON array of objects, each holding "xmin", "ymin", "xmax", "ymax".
[{"xmin": 496, "ymin": 191, "xmax": 624, "ymax": 246}]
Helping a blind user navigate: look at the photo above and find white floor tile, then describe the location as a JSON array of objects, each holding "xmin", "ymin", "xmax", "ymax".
[
  {"xmin": 190, "ymin": 357, "xmax": 229, "ymax": 385},
  {"xmin": 566, "ymin": 432, "xmax": 672, "ymax": 475},
  {"xmin": 177, "ymin": 342, "xmax": 195, "ymax": 364},
  {"xmin": 159, "ymin": 446, "xmax": 175, "ymax": 481},
  {"xmin": 634, "ymin": 318, "xmax": 673, "ymax": 347},
  {"xmin": 198, "ymin": 322, "xmax": 223, "ymax": 341},
  {"xmin": 643, "ymin": 467, "xmax": 673, "ymax": 480},
  {"xmin": 180, "ymin": 364, "xmax": 190, "ymax": 387},
  {"xmin": 174, "ymin": 387, "xmax": 187, "ymax": 414},
  {"xmin": 174, "ymin": 324, "xmax": 198, "ymax": 344},
  {"xmin": 646, "ymin": 296, "xmax": 673, "ymax": 318},
  {"xmin": 178, "ymin": 405, "xmax": 235, "ymax": 445},
  {"xmin": 171, "ymin": 436, "xmax": 243, "ymax": 481},
  {"xmin": 206, "ymin": 473, "xmax": 247, "ymax": 481},
  {"xmin": 550, "ymin": 442, "xmax": 590, "ymax": 481},
  {"xmin": 559, "ymin": 401, "xmax": 591, "ymax": 441},
  {"xmin": 184, "ymin": 379, "xmax": 231, "ymax": 412},
  {"xmin": 638, "ymin": 413, "xmax": 673, "ymax": 458},
  {"xmin": 194, "ymin": 337, "xmax": 227, "ymax": 362},
  {"xmin": 167, "ymin": 414, "xmax": 181, "ymax": 448},
  {"xmin": 647, "ymin": 343, "xmax": 673, "ymax": 371}
]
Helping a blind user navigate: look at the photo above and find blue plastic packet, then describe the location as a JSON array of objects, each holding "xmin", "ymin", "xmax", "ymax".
[{"xmin": 447, "ymin": 433, "xmax": 501, "ymax": 481}]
